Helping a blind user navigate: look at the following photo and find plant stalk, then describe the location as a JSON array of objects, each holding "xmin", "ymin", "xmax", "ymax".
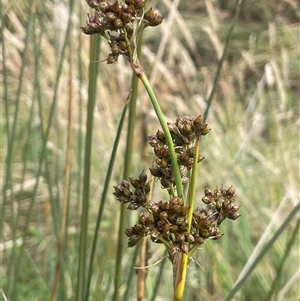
[
  {"xmin": 50, "ymin": 45, "xmax": 73, "ymax": 301},
  {"xmin": 131, "ymin": 61, "xmax": 183, "ymax": 198},
  {"xmin": 173, "ymin": 135, "xmax": 200, "ymax": 301},
  {"xmin": 76, "ymin": 33, "xmax": 101, "ymax": 301}
]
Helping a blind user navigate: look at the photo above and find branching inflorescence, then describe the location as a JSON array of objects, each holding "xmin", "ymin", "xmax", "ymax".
[
  {"xmin": 113, "ymin": 116, "xmax": 240, "ymax": 258},
  {"xmin": 81, "ymin": 1, "xmax": 241, "ymax": 299}
]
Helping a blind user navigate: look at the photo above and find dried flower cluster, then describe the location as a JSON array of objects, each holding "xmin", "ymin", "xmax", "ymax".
[
  {"xmin": 148, "ymin": 115, "xmax": 210, "ymax": 189},
  {"xmin": 113, "ymin": 116, "xmax": 240, "ymax": 257},
  {"xmin": 113, "ymin": 171, "xmax": 150, "ymax": 210},
  {"xmin": 114, "ymin": 171, "xmax": 240, "ymax": 255},
  {"xmin": 81, "ymin": 0, "xmax": 163, "ymax": 63}
]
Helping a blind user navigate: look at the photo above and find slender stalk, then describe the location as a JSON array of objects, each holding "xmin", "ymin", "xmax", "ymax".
[
  {"xmin": 122, "ymin": 244, "xmax": 140, "ymax": 301},
  {"xmin": 173, "ymin": 136, "xmax": 200, "ymax": 301},
  {"xmin": 203, "ymin": 0, "xmax": 242, "ymax": 122},
  {"xmin": 112, "ymin": 30, "xmax": 143, "ymax": 301},
  {"xmin": 85, "ymin": 97, "xmax": 129, "ymax": 301},
  {"xmin": 112, "ymin": 71, "xmax": 139, "ymax": 301},
  {"xmin": 173, "ymin": 252, "xmax": 188, "ymax": 301},
  {"xmin": 136, "ymin": 237, "xmax": 148, "ymax": 301},
  {"xmin": 132, "ymin": 66, "xmax": 183, "ymax": 198},
  {"xmin": 187, "ymin": 136, "xmax": 200, "ymax": 227},
  {"xmin": 3, "ymin": 0, "xmax": 34, "ymax": 202},
  {"xmin": 50, "ymin": 44, "xmax": 74, "ymax": 301},
  {"xmin": 76, "ymin": 34, "xmax": 101, "ymax": 301},
  {"xmin": 4, "ymin": 3, "xmax": 34, "ymax": 295},
  {"xmin": 4, "ymin": 2, "xmax": 34, "ymax": 295},
  {"xmin": 76, "ymin": 1, "xmax": 84, "ymax": 225},
  {"xmin": 136, "ymin": 162, "xmax": 155, "ymax": 301},
  {"xmin": 266, "ymin": 218, "xmax": 300, "ymax": 301},
  {"xmin": 1, "ymin": 0, "xmax": 9, "ymax": 137}
]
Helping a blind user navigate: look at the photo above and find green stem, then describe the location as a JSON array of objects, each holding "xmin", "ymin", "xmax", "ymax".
[
  {"xmin": 187, "ymin": 136, "xmax": 200, "ymax": 230},
  {"xmin": 112, "ymin": 31, "xmax": 144, "ymax": 300},
  {"xmin": 76, "ymin": 34, "xmax": 101, "ymax": 301},
  {"xmin": 266, "ymin": 218, "xmax": 300, "ymax": 301},
  {"xmin": 203, "ymin": 0, "xmax": 242, "ymax": 122},
  {"xmin": 4, "ymin": 3, "xmax": 34, "ymax": 295},
  {"xmin": 112, "ymin": 63, "xmax": 140, "ymax": 301},
  {"xmin": 133, "ymin": 64, "xmax": 183, "ymax": 198},
  {"xmin": 86, "ymin": 98, "xmax": 128, "ymax": 301},
  {"xmin": 173, "ymin": 136, "xmax": 200, "ymax": 301},
  {"xmin": 122, "ymin": 244, "xmax": 140, "ymax": 301}
]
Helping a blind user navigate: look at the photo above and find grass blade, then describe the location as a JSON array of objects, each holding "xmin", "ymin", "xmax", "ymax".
[
  {"xmin": 86, "ymin": 95, "xmax": 129, "ymax": 300},
  {"xmin": 225, "ymin": 202, "xmax": 300, "ymax": 301},
  {"xmin": 50, "ymin": 41, "xmax": 74, "ymax": 301},
  {"xmin": 203, "ymin": 0, "xmax": 242, "ymax": 122},
  {"xmin": 76, "ymin": 33, "xmax": 101, "ymax": 301},
  {"xmin": 112, "ymin": 73, "xmax": 139, "ymax": 301}
]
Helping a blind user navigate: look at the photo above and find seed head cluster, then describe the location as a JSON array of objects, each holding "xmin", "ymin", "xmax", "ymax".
[
  {"xmin": 148, "ymin": 115, "xmax": 210, "ymax": 189},
  {"xmin": 113, "ymin": 171, "xmax": 150, "ymax": 210},
  {"xmin": 114, "ymin": 171, "xmax": 240, "ymax": 255},
  {"xmin": 81, "ymin": 0, "xmax": 163, "ymax": 63},
  {"xmin": 113, "ymin": 116, "xmax": 240, "ymax": 256}
]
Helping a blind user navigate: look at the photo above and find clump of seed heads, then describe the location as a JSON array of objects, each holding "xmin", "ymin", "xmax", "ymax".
[
  {"xmin": 113, "ymin": 115, "xmax": 240, "ymax": 257},
  {"xmin": 81, "ymin": 0, "xmax": 163, "ymax": 63}
]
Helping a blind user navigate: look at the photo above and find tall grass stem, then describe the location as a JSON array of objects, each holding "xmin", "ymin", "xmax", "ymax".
[
  {"xmin": 85, "ymin": 97, "xmax": 129, "ymax": 301},
  {"xmin": 76, "ymin": 33, "xmax": 101, "ymax": 301},
  {"xmin": 173, "ymin": 136, "xmax": 200, "ymax": 300},
  {"xmin": 138, "ymin": 72, "xmax": 184, "ymax": 198},
  {"xmin": 50, "ymin": 44, "xmax": 74, "ymax": 301},
  {"xmin": 266, "ymin": 217, "xmax": 300, "ymax": 300},
  {"xmin": 203, "ymin": 0, "xmax": 242, "ymax": 122},
  {"xmin": 112, "ymin": 32, "xmax": 143, "ymax": 301}
]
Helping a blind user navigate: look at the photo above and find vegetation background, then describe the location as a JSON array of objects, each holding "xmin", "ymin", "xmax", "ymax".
[{"xmin": 1, "ymin": 0, "xmax": 299, "ymax": 300}]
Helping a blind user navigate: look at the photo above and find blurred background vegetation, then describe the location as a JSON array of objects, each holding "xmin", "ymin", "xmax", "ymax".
[{"xmin": 1, "ymin": 0, "xmax": 299, "ymax": 300}]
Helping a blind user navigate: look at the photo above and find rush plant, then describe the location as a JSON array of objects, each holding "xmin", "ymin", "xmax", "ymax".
[{"xmin": 81, "ymin": 1, "xmax": 241, "ymax": 300}]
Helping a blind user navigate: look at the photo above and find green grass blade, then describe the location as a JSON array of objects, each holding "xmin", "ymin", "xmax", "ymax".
[
  {"xmin": 50, "ymin": 45, "xmax": 74, "ymax": 301},
  {"xmin": 76, "ymin": 33, "xmax": 101, "ymax": 301},
  {"xmin": 6, "ymin": 49, "xmax": 37, "ymax": 301},
  {"xmin": 76, "ymin": 4, "xmax": 84, "ymax": 224},
  {"xmin": 1, "ymin": 0, "xmax": 9, "ymax": 136},
  {"xmin": 203, "ymin": 0, "xmax": 242, "ymax": 122},
  {"xmin": 266, "ymin": 217, "xmax": 300, "ymax": 300},
  {"xmin": 112, "ymin": 30, "xmax": 143, "ymax": 301},
  {"xmin": 225, "ymin": 202, "xmax": 300, "ymax": 301},
  {"xmin": 3, "ymin": 0, "xmax": 34, "ymax": 236},
  {"xmin": 112, "ymin": 73, "xmax": 139, "ymax": 301},
  {"xmin": 85, "ymin": 97, "xmax": 129, "ymax": 301},
  {"xmin": 4, "ymin": 2, "xmax": 34, "ymax": 295},
  {"xmin": 8, "ymin": 0, "xmax": 76, "ymax": 298},
  {"xmin": 122, "ymin": 244, "xmax": 140, "ymax": 301}
]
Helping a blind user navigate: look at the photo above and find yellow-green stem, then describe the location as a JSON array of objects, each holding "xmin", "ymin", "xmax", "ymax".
[
  {"xmin": 173, "ymin": 252, "xmax": 188, "ymax": 301},
  {"xmin": 173, "ymin": 136, "xmax": 200, "ymax": 300},
  {"xmin": 187, "ymin": 136, "xmax": 200, "ymax": 228}
]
